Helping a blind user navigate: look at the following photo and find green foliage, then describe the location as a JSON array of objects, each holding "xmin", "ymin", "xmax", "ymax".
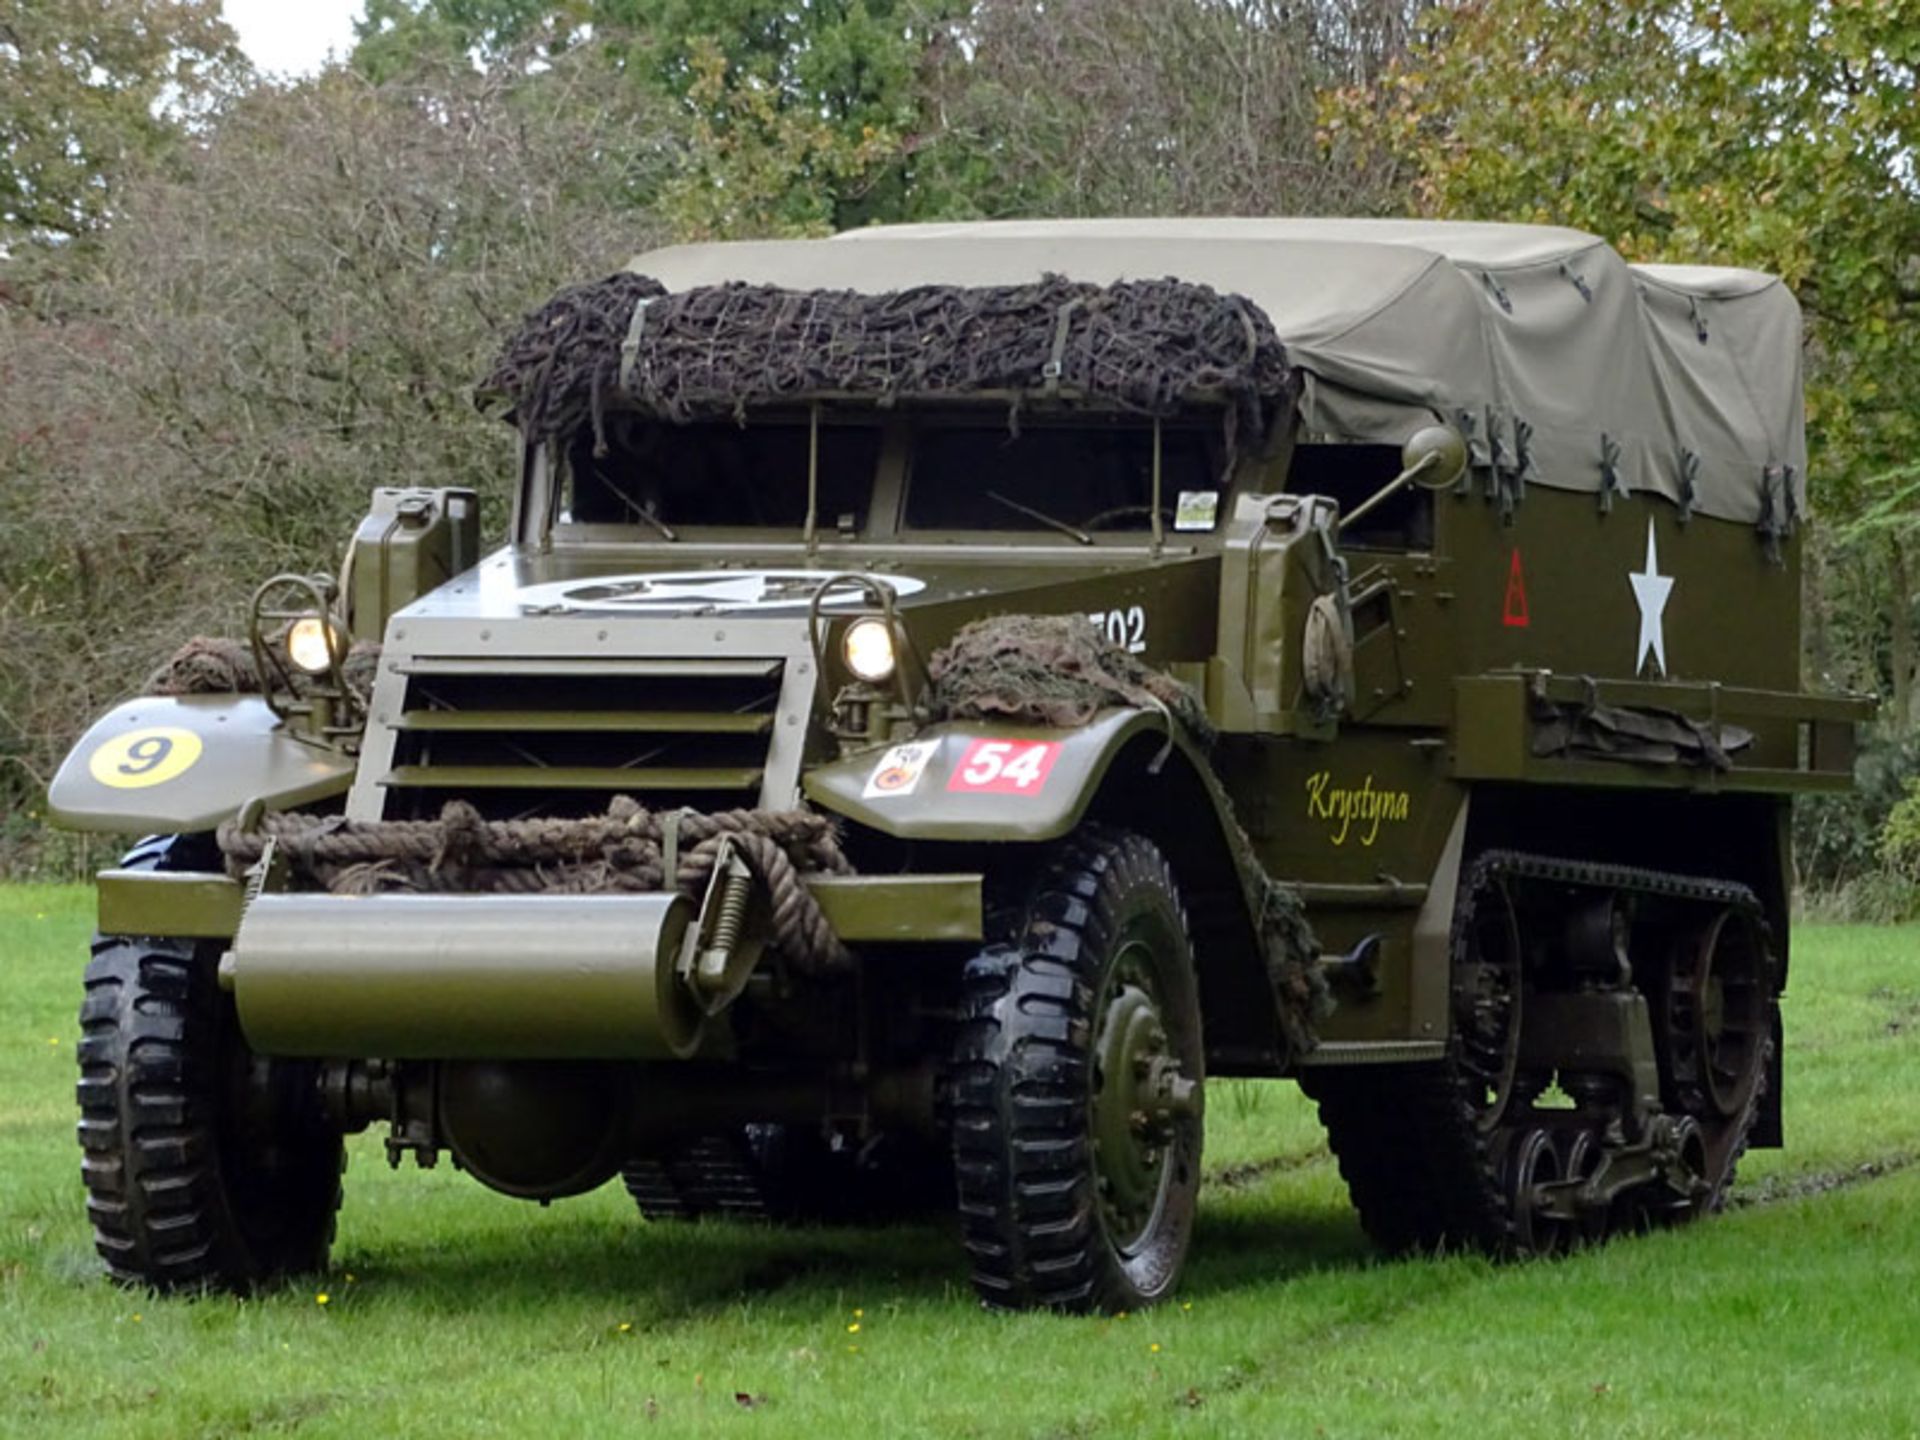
[
  {"xmin": 1794, "ymin": 727, "xmax": 1920, "ymax": 918},
  {"xmin": 356, "ymin": 0, "xmax": 958, "ymax": 235},
  {"xmin": 0, "ymin": 50, "xmax": 665, "ymax": 835},
  {"xmin": 352, "ymin": 0, "xmax": 591, "ymax": 79},
  {"xmin": 0, "ymin": 0, "xmax": 243, "ymax": 247},
  {"xmin": 928, "ymin": 0, "xmax": 1414, "ymax": 220},
  {"xmin": 648, "ymin": 30, "xmax": 910, "ymax": 238},
  {"xmin": 613, "ymin": 0, "xmax": 962, "ymax": 235},
  {"xmin": 1878, "ymin": 776, "xmax": 1920, "ymax": 881}
]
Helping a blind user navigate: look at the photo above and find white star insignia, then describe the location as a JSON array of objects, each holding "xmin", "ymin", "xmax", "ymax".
[{"xmin": 1628, "ymin": 516, "xmax": 1674, "ymax": 676}]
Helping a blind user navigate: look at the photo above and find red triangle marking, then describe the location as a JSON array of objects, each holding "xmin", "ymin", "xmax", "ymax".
[{"xmin": 1503, "ymin": 548, "xmax": 1530, "ymax": 628}]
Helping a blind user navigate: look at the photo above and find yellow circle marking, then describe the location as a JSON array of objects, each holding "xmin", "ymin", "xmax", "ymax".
[{"xmin": 88, "ymin": 727, "xmax": 203, "ymax": 790}]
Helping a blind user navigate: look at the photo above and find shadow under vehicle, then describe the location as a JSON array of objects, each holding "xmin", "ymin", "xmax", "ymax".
[{"xmin": 46, "ymin": 219, "xmax": 1871, "ymax": 1311}]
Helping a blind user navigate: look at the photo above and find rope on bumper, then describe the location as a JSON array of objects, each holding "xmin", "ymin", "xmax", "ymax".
[{"xmin": 216, "ymin": 796, "xmax": 853, "ymax": 975}]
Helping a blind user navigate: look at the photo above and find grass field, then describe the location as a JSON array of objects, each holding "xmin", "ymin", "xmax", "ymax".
[{"xmin": 3, "ymin": 884, "xmax": 1918, "ymax": 1439}]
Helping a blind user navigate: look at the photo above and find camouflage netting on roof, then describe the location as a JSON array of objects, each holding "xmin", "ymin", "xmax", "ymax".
[
  {"xmin": 479, "ymin": 272, "xmax": 1293, "ymax": 453},
  {"xmin": 926, "ymin": 615, "xmax": 1214, "ymax": 746}
]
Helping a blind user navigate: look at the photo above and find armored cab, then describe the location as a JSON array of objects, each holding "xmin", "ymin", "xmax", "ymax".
[{"xmin": 47, "ymin": 220, "xmax": 1868, "ymax": 1310}]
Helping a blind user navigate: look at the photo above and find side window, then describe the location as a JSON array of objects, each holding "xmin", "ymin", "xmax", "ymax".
[{"xmin": 1287, "ymin": 443, "xmax": 1434, "ymax": 551}]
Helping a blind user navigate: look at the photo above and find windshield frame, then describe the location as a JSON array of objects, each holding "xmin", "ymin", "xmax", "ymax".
[{"xmin": 533, "ymin": 403, "xmax": 1243, "ymax": 551}]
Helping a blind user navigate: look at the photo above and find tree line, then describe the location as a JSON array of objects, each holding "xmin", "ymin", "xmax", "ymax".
[{"xmin": 2, "ymin": 0, "xmax": 1915, "ymax": 903}]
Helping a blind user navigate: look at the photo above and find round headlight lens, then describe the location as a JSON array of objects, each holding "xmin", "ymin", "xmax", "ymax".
[
  {"xmin": 842, "ymin": 617, "xmax": 897, "ymax": 683},
  {"xmin": 286, "ymin": 615, "xmax": 341, "ymax": 675}
]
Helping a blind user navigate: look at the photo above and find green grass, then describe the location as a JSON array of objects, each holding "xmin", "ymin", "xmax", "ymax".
[{"xmin": 4, "ymin": 885, "xmax": 1918, "ymax": 1439}]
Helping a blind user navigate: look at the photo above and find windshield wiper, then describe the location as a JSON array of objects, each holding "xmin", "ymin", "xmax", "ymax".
[
  {"xmin": 987, "ymin": 490, "xmax": 1093, "ymax": 545},
  {"xmin": 616, "ymin": 492, "xmax": 679, "ymax": 541}
]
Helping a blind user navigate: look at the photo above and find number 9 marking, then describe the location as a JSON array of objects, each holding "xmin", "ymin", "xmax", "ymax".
[{"xmin": 88, "ymin": 727, "xmax": 203, "ymax": 790}]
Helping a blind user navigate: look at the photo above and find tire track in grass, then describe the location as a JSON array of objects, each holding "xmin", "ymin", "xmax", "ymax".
[
  {"xmin": 1049, "ymin": 1153, "xmax": 1920, "ymax": 1439},
  {"xmin": 1730, "ymin": 1152, "xmax": 1920, "ymax": 1209},
  {"xmin": 1206, "ymin": 1143, "xmax": 1920, "ymax": 1210},
  {"xmin": 1035, "ymin": 1258, "xmax": 1490, "ymax": 1440},
  {"xmin": 1204, "ymin": 1146, "xmax": 1330, "ymax": 1190}
]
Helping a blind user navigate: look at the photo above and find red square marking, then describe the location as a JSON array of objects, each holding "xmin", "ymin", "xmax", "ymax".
[{"xmin": 946, "ymin": 739, "xmax": 1062, "ymax": 795}]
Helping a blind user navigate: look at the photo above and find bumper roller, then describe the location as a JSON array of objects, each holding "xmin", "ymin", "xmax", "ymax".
[{"xmin": 226, "ymin": 892, "xmax": 713, "ymax": 1060}]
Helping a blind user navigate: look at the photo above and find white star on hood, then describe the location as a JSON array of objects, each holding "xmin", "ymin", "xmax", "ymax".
[{"xmin": 1629, "ymin": 516, "xmax": 1674, "ymax": 676}]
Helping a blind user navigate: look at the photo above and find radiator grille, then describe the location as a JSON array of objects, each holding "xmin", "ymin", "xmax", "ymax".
[{"xmin": 380, "ymin": 658, "xmax": 786, "ymax": 820}]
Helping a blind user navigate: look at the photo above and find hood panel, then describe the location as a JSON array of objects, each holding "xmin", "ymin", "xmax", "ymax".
[{"xmin": 403, "ymin": 548, "xmax": 1204, "ymax": 626}]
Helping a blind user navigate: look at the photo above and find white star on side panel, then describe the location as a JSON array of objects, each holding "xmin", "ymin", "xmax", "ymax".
[{"xmin": 1629, "ymin": 516, "xmax": 1674, "ymax": 676}]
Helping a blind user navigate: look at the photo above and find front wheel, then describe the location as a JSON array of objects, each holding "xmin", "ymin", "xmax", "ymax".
[
  {"xmin": 951, "ymin": 828, "xmax": 1204, "ymax": 1313},
  {"xmin": 77, "ymin": 924, "xmax": 342, "ymax": 1292}
]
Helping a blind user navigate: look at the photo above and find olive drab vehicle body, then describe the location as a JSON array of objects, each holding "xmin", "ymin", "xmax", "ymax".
[{"xmin": 48, "ymin": 220, "xmax": 1869, "ymax": 1309}]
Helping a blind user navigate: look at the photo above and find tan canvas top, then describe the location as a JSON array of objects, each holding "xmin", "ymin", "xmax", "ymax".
[{"xmin": 629, "ymin": 219, "xmax": 1806, "ymax": 526}]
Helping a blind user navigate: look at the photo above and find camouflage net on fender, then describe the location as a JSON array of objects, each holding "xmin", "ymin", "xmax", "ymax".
[
  {"xmin": 145, "ymin": 636, "xmax": 382, "ymax": 698},
  {"xmin": 215, "ymin": 797, "xmax": 854, "ymax": 975},
  {"xmin": 479, "ymin": 272, "xmax": 1294, "ymax": 456},
  {"xmin": 1258, "ymin": 876, "xmax": 1332, "ymax": 1059},
  {"xmin": 926, "ymin": 614, "xmax": 1215, "ymax": 745},
  {"xmin": 926, "ymin": 613, "xmax": 1325, "ymax": 1050}
]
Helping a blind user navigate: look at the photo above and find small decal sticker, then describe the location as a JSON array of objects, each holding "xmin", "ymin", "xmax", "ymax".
[
  {"xmin": 947, "ymin": 739, "xmax": 1062, "ymax": 795},
  {"xmin": 88, "ymin": 727, "xmax": 203, "ymax": 790},
  {"xmin": 1503, "ymin": 548, "xmax": 1530, "ymax": 628},
  {"xmin": 1174, "ymin": 491, "xmax": 1220, "ymax": 532},
  {"xmin": 1304, "ymin": 770, "xmax": 1411, "ymax": 847},
  {"xmin": 862, "ymin": 740, "xmax": 938, "ymax": 799}
]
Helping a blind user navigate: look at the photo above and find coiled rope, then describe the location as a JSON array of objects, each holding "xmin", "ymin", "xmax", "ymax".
[{"xmin": 216, "ymin": 796, "xmax": 853, "ymax": 974}]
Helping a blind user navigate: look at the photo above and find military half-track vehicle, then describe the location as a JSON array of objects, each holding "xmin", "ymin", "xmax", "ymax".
[{"xmin": 48, "ymin": 220, "xmax": 1869, "ymax": 1312}]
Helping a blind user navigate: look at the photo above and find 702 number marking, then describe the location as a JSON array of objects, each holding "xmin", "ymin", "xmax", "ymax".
[{"xmin": 1085, "ymin": 605, "xmax": 1147, "ymax": 654}]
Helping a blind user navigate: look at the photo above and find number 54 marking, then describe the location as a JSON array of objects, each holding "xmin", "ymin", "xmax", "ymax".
[{"xmin": 947, "ymin": 739, "xmax": 1062, "ymax": 795}]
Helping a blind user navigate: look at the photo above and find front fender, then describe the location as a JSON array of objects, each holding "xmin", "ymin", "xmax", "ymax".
[
  {"xmin": 47, "ymin": 695, "xmax": 355, "ymax": 835},
  {"xmin": 804, "ymin": 709, "xmax": 1184, "ymax": 843}
]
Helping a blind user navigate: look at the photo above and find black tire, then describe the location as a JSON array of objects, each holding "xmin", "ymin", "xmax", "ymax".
[
  {"xmin": 951, "ymin": 827, "xmax": 1204, "ymax": 1313},
  {"xmin": 76, "ymin": 836, "xmax": 342, "ymax": 1292}
]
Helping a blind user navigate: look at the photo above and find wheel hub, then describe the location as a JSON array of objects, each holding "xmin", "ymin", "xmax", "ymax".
[{"xmin": 1092, "ymin": 968, "xmax": 1192, "ymax": 1253}]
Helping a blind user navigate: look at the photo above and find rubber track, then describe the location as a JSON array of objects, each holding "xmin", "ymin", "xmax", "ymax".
[
  {"xmin": 620, "ymin": 1136, "xmax": 773, "ymax": 1222},
  {"xmin": 1307, "ymin": 849, "xmax": 1773, "ymax": 1257}
]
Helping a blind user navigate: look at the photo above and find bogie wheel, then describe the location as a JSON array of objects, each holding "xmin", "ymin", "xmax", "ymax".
[
  {"xmin": 951, "ymin": 828, "xmax": 1204, "ymax": 1313},
  {"xmin": 77, "ymin": 836, "xmax": 342, "ymax": 1292},
  {"xmin": 1649, "ymin": 1116, "xmax": 1712, "ymax": 1229},
  {"xmin": 1502, "ymin": 1126, "xmax": 1569, "ymax": 1258},
  {"xmin": 1560, "ymin": 1127, "xmax": 1607, "ymax": 1246},
  {"xmin": 1660, "ymin": 907, "xmax": 1771, "ymax": 1121}
]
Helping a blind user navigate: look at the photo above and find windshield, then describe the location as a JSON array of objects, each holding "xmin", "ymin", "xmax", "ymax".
[
  {"xmin": 555, "ymin": 411, "xmax": 1224, "ymax": 540},
  {"xmin": 902, "ymin": 422, "xmax": 1216, "ymax": 534},
  {"xmin": 564, "ymin": 417, "xmax": 880, "ymax": 532}
]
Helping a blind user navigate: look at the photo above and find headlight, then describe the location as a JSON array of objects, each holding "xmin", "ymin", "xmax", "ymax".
[
  {"xmin": 286, "ymin": 615, "xmax": 342, "ymax": 675},
  {"xmin": 842, "ymin": 617, "xmax": 897, "ymax": 683}
]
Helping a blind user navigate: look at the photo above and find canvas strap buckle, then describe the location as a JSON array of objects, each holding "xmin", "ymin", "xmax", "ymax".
[{"xmin": 618, "ymin": 297, "xmax": 656, "ymax": 394}]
